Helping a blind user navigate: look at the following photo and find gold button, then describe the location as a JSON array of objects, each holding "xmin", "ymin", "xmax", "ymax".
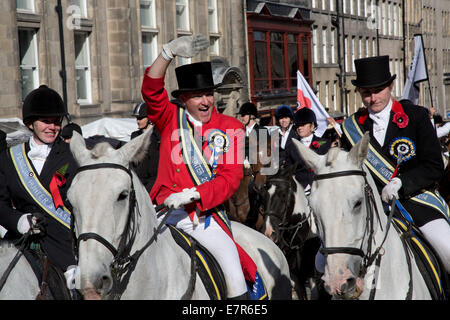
[
  {"xmin": 176, "ymin": 168, "xmax": 180, "ymax": 173},
  {"xmin": 172, "ymin": 183, "xmax": 177, "ymax": 188}
]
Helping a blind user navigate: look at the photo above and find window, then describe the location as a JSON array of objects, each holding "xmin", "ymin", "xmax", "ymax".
[
  {"xmin": 343, "ymin": 0, "xmax": 347, "ymax": 14},
  {"xmin": 176, "ymin": 0, "xmax": 189, "ymax": 31},
  {"xmin": 312, "ymin": 26, "xmax": 318, "ymax": 64},
  {"xmin": 208, "ymin": 0, "xmax": 219, "ymax": 55},
  {"xmin": 74, "ymin": 32, "xmax": 92, "ymax": 103},
  {"xmin": 16, "ymin": 0, "xmax": 34, "ymax": 11},
  {"xmin": 142, "ymin": 33, "xmax": 158, "ymax": 69},
  {"xmin": 358, "ymin": 37, "xmax": 362, "ymax": 59},
  {"xmin": 333, "ymin": 81, "xmax": 337, "ymax": 110},
  {"xmin": 344, "ymin": 36, "xmax": 349, "ymax": 72},
  {"xmin": 18, "ymin": 29, "xmax": 39, "ymax": 101},
  {"xmin": 249, "ymin": 31, "xmax": 309, "ymax": 96},
  {"xmin": 325, "ymin": 81, "xmax": 329, "ymax": 109},
  {"xmin": 351, "ymin": 36, "xmax": 356, "ymax": 71},
  {"xmin": 208, "ymin": 0, "xmax": 218, "ymax": 33},
  {"xmin": 330, "ymin": 28, "xmax": 336, "ymax": 64},
  {"xmin": 322, "ymin": 28, "xmax": 327, "ymax": 64},
  {"xmin": 140, "ymin": 0, "xmax": 158, "ymax": 70},
  {"xmin": 140, "ymin": 0, "xmax": 156, "ymax": 28},
  {"xmin": 71, "ymin": 0, "xmax": 87, "ymax": 18}
]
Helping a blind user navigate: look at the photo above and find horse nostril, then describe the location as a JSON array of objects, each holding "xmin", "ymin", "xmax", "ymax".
[
  {"xmin": 100, "ymin": 274, "xmax": 113, "ymax": 293},
  {"xmin": 341, "ymin": 277, "xmax": 357, "ymax": 293}
]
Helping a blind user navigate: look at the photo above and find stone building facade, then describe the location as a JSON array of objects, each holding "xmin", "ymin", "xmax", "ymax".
[{"xmin": 1, "ymin": 0, "xmax": 248, "ymax": 124}]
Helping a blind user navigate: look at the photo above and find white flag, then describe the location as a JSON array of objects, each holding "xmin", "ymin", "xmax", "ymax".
[
  {"xmin": 297, "ymin": 70, "xmax": 339, "ymax": 137},
  {"xmin": 401, "ymin": 34, "xmax": 428, "ymax": 105}
]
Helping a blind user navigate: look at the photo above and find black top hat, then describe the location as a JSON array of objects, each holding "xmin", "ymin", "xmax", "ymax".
[
  {"xmin": 294, "ymin": 108, "xmax": 317, "ymax": 127},
  {"xmin": 351, "ymin": 56, "xmax": 396, "ymax": 88},
  {"xmin": 171, "ymin": 62, "xmax": 222, "ymax": 98}
]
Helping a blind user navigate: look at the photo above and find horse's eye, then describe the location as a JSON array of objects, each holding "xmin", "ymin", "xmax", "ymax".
[
  {"xmin": 354, "ymin": 200, "xmax": 362, "ymax": 209},
  {"xmin": 118, "ymin": 191, "xmax": 129, "ymax": 201}
]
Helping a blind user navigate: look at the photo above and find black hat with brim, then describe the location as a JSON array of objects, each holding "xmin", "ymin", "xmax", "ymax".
[
  {"xmin": 171, "ymin": 61, "xmax": 222, "ymax": 98},
  {"xmin": 22, "ymin": 85, "xmax": 67, "ymax": 124},
  {"xmin": 351, "ymin": 55, "xmax": 396, "ymax": 88}
]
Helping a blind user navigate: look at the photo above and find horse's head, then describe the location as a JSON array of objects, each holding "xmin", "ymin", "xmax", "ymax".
[
  {"xmin": 292, "ymin": 133, "xmax": 373, "ymax": 299},
  {"xmin": 67, "ymin": 129, "xmax": 152, "ymax": 298},
  {"xmin": 259, "ymin": 164, "xmax": 310, "ymax": 250}
]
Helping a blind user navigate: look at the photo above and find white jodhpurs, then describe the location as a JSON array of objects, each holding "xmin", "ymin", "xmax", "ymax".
[
  {"xmin": 161, "ymin": 209, "xmax": 248, "ymax": 298},
  {"xmin": 419, "ymin": 218, "xmax": 450, "ymax": 273}
]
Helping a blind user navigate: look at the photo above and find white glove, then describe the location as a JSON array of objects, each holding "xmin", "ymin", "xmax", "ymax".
[
  {"xmin": 65, "ymin": 265, "xmax": 80, "ymax": 290},
  {"xmin": 381, "ymin": 177, "xmax": 402, "ymax": 203},
  {"xmin": 164, "ymin": 187, "xmax": 201, "ymax": 209},
  {"xmin": 17, "ymin": 213, "xmax": 43, "ymax": 235},
  {"xmin": 161, "ymin": 34, "xmax": 209, "ymax": 60}
]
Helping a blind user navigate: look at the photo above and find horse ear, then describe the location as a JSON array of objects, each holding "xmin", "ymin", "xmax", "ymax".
[
  {"xmin": 291, "ymin": 138, "xmax": 325, "ymax": 173},
  {"xmin": 118, "ymin": 127, "xmax": 153, "ymax": 164},
  {"xmin": 348, "ymin": 131, "xmax": 370, "ymax": 167},
  {"xmin": 70, "ymin": 131, "xmax": 90, "ymax": 165}
]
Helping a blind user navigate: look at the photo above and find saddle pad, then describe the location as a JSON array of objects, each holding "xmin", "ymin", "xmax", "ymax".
[
  {"xmin": 21, "ymin": 245, "xmax": 72, "ymax": 300},
  {"xmin": 168, "ymin": 225, "xmax": 227, "ymax": 300},
  {"xmin": 168, "ymin": 225, "xmax": 268, "ymax": 300},
  {"xmin": 392, "ymin": 218, "xmax": 448, "ymax": 300}
]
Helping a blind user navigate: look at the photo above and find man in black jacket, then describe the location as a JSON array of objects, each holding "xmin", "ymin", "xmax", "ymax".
[
  {"xmin": 0, "ymin": 85, "xmax": 78, "ymax": 274},
  {"xmin": 130, "ymin": 102, "xmax": 160, "ymax": 192},
  {"xmin": 342, "ymin": 56, "xmax": 450, "ymax": 273}
]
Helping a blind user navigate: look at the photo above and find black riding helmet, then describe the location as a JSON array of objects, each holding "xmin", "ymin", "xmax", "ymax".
[
  {"xmin": 22, "ymin": 85, "xmax": 67, "ymax": 125},
  {"xmin": 293, "ymin": 108, "xmax": 317, "ymax": 128},
  {"xmin": 238, "ymin": 102, "xmax": 258, "ymax": 118},
  {"xmin": 132, "ymin": 102, "xmax": 148, "ymax": 118},
  {"xmin": 275, "ymin": 105, "xmax": 294, "ymax": 120}
]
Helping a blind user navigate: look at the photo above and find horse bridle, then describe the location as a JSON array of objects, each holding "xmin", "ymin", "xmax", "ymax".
[
  {"xmin": 263, "ymin": 177, "xmax": 310, "ymax": 251},
  {"xmin": 71, "ymin": 163, "xmax": 172, "ymax": 299},
  {"xmin": 313, "ymin": 169, "xmax": 400, "ymax": 299}
]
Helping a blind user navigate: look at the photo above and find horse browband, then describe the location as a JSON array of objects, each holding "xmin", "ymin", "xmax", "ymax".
[
  {"xmin": 313, "ymin": 170, "xmax": 366, "ymax": 181},
  {"xmin": 76, "ymin": 163, "xmax": 132, "ymax": 179}
]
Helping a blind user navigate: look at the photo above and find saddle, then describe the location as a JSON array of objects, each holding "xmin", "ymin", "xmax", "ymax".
[
  {"xmin": 21, "ymin": 243, "xmax": 73, "ymax": 300},
  {"xmin": 168, "ymin": 225, "xmax": 268, "ymax": 300},
  {"xmin": 392, "ymin": 218, "xmax": 449, "ymax": 300}
]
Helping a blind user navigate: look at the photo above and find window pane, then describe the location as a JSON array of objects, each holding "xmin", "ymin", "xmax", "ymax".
[
  {"xmin": 71, "ymin": 0, "xmax": 87, "ymax": 18},
  {"xmin": 18, "ymin": 29, "xmax": 38, "ymax": 101},
  {"xmin": 288, "ymin": 43, "xmax": 298, "ymax": 78},
  {"xmin": 16, "ymin": 0, "xmax": 34, "ymax": 11},
  {"xmin": 208, "ymin": 0, "xmax": 218, "ymax": 33},
  {"xmin": 271, "ymin": 32, "xmax": 283, "ymax": 41},
  {"xmin": 20, "ymin": 68, "xmax": 36, "ymax": 101},
  {"xmin": 254, "ymin": 31, "xmax": 265, "ymax": 41},
  {"xmin": 254, "ymin": 42, "xmax": 267, "ymax": 79},
  {"xmin": 75, "ymin": 68, "xmax": 88, "ymax": 100},
  {"xmin": 270, "ymin": 40, "xmax": 285, "ymax": 89},
  {"xmin": 302, "ymin": 38, "xmax": 309, "ymax": 77},
  {"xmin": 142, "ymin": 33, "xmax": 158, "ymax": 67},
  {"xmin": 74, "ymin": 33, "xmax": 88, "ymax": 66},
  {"xmin": 140, "ymin": 0, "xmax": 156, "ymax": 27},
  {"xmin": 176, "ymin": 0, "xmax": 189, "ymax": 31}
]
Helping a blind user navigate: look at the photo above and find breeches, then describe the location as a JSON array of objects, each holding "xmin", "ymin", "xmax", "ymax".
[
  {"xmin": 419, "ymin": 218, "xmax": 450, "ymax": 273},
  {"xmin": 162, "ymin": 209, "xmax": 247, "ymax": 297}
]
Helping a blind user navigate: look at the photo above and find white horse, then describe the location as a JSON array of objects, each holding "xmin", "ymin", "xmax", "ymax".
[
  {"xmin": 67, "ymin": 130, "xmax": 291, "ymax": 300},
  {"xmin": 291, "ymin": 133, "xmax": 432, "ymax": 299},
  {"xmin": 0, "ymin": 241, "xmax": 41, "ymax": 299}
]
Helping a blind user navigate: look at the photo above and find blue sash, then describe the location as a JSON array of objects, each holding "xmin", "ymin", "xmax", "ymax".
[
  {"xmin": 343, "ymin": 115, "xmax": 449, "ymax": 223},
  {"xmin": 10, "ymin": 143, "xmax": 71, "ymax": 229},
  {"xmin": 177, "ymin": 108, "xmax": 232, "ymax": 231}
]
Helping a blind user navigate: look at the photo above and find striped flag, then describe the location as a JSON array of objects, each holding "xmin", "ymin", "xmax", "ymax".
[
  {"xmin": 297, "ymin": 70, "xmax": 334, "ymax": 137},
  {"xmin": 401, "ymin": 34, "xmax": 429, "ymax": 105}
]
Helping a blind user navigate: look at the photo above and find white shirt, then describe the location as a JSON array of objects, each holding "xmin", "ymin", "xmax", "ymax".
[
  {"xmin": 300, "ymin": 133, "xmax": 314, "ymax": 148},
  {"xmin": 279, "ymin": 124, "xmax": 293, "ymax": 149},
  {"xmin": 246, "ymin": 123, "xmax": 256, "ymax": 137},
  {"xmin": 27, "ymin": 136, "xmax": 53, "ymax": 175},
  {"xmin": 368, "ymin": 99, "xmax": 393, "ymax": 146},
  {"xmin": 436, "ymin": 122, "xmax": 450, "ymax": 138}
]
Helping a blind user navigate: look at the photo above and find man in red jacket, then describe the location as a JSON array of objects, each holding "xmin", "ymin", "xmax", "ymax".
[{"xmin": 141, "ymin": 35, "xmax": 254, "ymax": 299}]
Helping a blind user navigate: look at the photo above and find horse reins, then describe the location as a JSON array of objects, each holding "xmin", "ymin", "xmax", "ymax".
[
  {"xmin": 72, "ymin": 163, "xmax": 175, "ymax": 300},
  {"xmin": 313, "ymin": 169, "xmax": 412, "ymax": 299}
]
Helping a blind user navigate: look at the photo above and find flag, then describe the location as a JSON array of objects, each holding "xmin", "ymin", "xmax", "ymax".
[
  {"xmin": 401, "ymin": 34, "xmax": 428, "ymax": 105},
  {"xmin": 297, "ymin": 70, "xmax": 341, "ymax": 137}
]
